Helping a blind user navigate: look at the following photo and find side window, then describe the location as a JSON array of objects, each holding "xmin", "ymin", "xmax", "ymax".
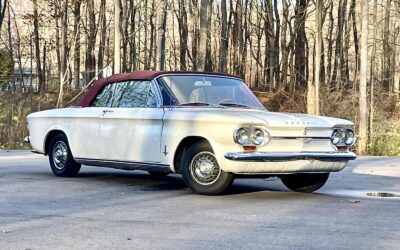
[
  {"xmin": 118, "ymin": 81, "xmax": 157, "ymax": 108},
  {"xmin": 91, "ymin": 84, "xmax": 113, "ymax": 107}
]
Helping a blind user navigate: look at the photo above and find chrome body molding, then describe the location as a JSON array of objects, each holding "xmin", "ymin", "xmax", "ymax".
[
  {"xmin": 224, "ymin": 151, "xmax": 357, "ymax": 162},
  {"xmin": 75, "ymin": 158, "xmax": 171, "ymax": 173}
]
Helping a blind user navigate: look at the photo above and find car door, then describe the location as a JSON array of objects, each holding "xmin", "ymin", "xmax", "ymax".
[
  {"xmin": 96, "ymin": 80, "xmax": 164, "ymax": 163},
  {"xmin": 69, "ymin": 85, "xmax": 115, "ymax": 160}
]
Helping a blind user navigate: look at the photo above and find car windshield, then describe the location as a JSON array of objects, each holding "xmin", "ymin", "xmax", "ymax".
[{"xmin": 158, "ymin": 75, "xmax": 265, "ymax": 110}]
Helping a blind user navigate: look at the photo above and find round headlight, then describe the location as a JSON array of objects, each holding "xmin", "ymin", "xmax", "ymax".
[
  {"xmin": 345, "ymin": 130, "xmax": 355, "ymax": 145},
  {"xmin": 251, "ymin": 129, "xmax": 264, "ymax": 145},
  {"xmin": 331, "ymin": 129, "xmax": 341, "ymax": 145},
  {"xmin": 235, "ymin": 128, "xmax": 249, "ymax": 145}
]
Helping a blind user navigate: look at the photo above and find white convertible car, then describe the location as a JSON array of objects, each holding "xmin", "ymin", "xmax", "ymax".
[{"xmin": 26, "ymin": 71, "xmax": 356, "ymax": 195}]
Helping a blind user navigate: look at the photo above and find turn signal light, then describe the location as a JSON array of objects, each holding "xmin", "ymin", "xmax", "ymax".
[
  {"xmin": 336, "ymin": 146, "xmax": 349, "ymax": 151},
  {"xmin": 243, "ymin": 146, "xmax": 257, "ymax": 152}
]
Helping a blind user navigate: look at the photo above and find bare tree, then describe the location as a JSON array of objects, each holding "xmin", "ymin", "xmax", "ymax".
[
  {"xmin": 114, "ymin": 0, "xmax": 121, "ymax": 74},
  {"xmin": 85, "ymin": 0, "xmax": 96, "ymax": 81},
  {"xmin": 0, "ymin": 0, "xmax": 7, "ymax": 32},
  {"xmin": 97, "ymin": 0, "xmax": 106, "ymax": 74},
  {"xmin": 176, "ymin": 0, "xmax": 188, "ymax": 70},
  {"xmin": 358, "ymin": 0, "xmax": 369, "ymax": 155},
  {"xmin": 308, "ymin": 0, "xmax": 322, "ymax": 115},
  {"xmin": 197, "ymin": 0, "xmax": 208, "ymax": 71},
  {"xmin": 294, "ymin": 0, "xmax": 308, "ymax": 88},
  {"xmin": 73, "ymin": 0, "xmax": 81, "ymax": 89},
  {"xmin": 157, "ymin": 0, "xmax": 168, "ymax": 70},
  {"xmin": 218, "ymin": 0, "xmax": 228, "ymax": 72},
  {"xmin": 32, "ymin": 0, "xmax": 44, "ymax": 95}
]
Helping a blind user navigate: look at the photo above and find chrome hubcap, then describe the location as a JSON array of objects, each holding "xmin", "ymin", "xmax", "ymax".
[
  {"xmin": 52, "ymin": 141, "xmax": 68, "ymax": 170},
  {"xmin": 190, "ymin": 152, "xmax": 221, "ymax": 185}
]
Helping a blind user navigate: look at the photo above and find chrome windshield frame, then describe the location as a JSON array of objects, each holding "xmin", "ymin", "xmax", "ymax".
[{"xmin": 153, "ymin": 73, "xmax": 266, "ymax": 110}]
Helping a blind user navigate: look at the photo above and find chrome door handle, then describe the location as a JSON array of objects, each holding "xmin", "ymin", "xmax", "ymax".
[{"xmin": 101, "ymin": 110, "xmax": 114, "ymax": 116}]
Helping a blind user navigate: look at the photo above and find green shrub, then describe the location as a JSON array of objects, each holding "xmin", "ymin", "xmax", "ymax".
[{"xmin": 368, "ymin": 122, "xmax": 400, "ymax": 156}]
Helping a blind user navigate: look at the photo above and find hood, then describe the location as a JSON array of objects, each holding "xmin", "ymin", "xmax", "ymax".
[
  {"xmin": 170, "ymin": 108, "xmax": 353, "ymax": 128},
  {"xmin": 247, "ymin": 110, "xmax": 353, "ymax": 128}
]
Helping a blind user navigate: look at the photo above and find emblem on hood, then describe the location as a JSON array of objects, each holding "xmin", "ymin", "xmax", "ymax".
[{"xmin": 303, "ymin": 128, "xmax": 308, "ymax": 136}]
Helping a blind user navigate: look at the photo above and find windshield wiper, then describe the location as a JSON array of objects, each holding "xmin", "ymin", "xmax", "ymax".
[
  {"xmin": 218, "ymin": 102, "xmax": 251, "ymax": 108},
  {"xmin": 178, "ymin": 102, "xmax": 211, "ymax": 106}
]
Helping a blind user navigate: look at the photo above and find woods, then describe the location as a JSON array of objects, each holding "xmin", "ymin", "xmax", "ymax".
[{"xmin": 0, "ymin": 0, "xmax": 399, "ymax": 155}]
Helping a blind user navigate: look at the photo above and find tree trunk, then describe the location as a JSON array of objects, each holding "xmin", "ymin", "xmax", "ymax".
[
  {"xmin": 197, "ymin": 0, "xmax": 208, "ymax": 71},
  {"xmin": 157, "ymin": 0, "xmax": 167, "ymax": 70},
  {"xmin": 129, "ymin": 1, "xmax": 137, "ymax": 71},
  {"xmin": 369, "ymin": 0, "xmax": 378, "ymax": 140},
  {"xmin": 176, "ymin": 0, "xmax": 188, "ymax": 70},
  {"xmin": 32, "ymin": 0, "xmax": 43, "ymax": 95},
  {"xmin": 205, "ymin": 0, "xmax": 213, "ymax": 72},
  {"xmin": 326, "ymin": 1, "xmax": 334, "ymax": 85},
  {"xmin": 273, "ymin": 0, "xmax": 280, "ymax": 88},
  {"xmin": 7, "ymin": 3, "xmax": 15, "ymax": 91},
  {"xmin": 114, "ymin": 0, "xmax": 121, "ymax": 74},
  {"xmin": 395, "ymin": 1, "xmax": 400, "ymax": 99},
  {"xmin": 382, "ymin": 0, "xmax": 391, "ymax": 91},
  {"xmin": 358, "ymin": 0, "xmax": 369, "ymax": 155},
  {"xmin": 148, "ymin": 0, "xmax": 156, "ymax": 70},
  {"xmin": 54, "ymin": 4, "xmax": 61, "ymax": 84},
  {"xmin": 308, "ymin": 0, "xmax": 322, "ymax": 115},
  {"xmin": 57, "ymin": 0, "xmax": 68, "ymax": 107},
  {"xmin": 219, "ymin": 0, "xmax": 228, "ymax": 72},
  {"xmin": 331, "ymin": 0, "xmax": 348, "ymax": 90},
  {"xmin": 0, "ymin": 0, "xmax": 8, "ymax": 32},
  {"xmin": 294, "ymin": 0, "xmax": 308, "ymax": 89},
  {"xmin": 42, "ymin": 42, "xmax": 46, "ymax": 91},
  {"xmin": 98, "ymin": 0, "xmax": 106, "ymax": 76},
  {"xmin": 12, "ymin": 6, "xmax": 24, "ymax": 92},
  {"xmin": 280, "ymin": 0, "xmax": 289, "ymax": 90},
  {"xmin": 121, "ymin": 0, "xmax": 129, "ymax": 72},
  {"xmin": 85, "ymin": 0, "xmax": 96, "ymax": 81},
  {"xmin": 73, "ymin": 0, "xmax": 81, "ymax": 89}
]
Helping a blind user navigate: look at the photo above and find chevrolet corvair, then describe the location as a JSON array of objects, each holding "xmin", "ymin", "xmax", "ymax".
[{"xmin": 26, "ymin": 71, "xmax": 356, "ymax": 195}]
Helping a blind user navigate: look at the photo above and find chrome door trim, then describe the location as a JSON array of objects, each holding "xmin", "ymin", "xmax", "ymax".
[{"xmin": 75, "ymin": 158, "xmax": 171, "ymax": 173}]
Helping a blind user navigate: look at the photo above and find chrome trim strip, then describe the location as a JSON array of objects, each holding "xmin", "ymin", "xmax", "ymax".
[
  {"xmin": 152, "ymin": 73, "xmax": 242, "ymax": 81},
  {"xmin": 153, "ymin": 73, "xmax": 266, "ymax": 110},
  {"xmin": 150, "ymin": 79, "xmax": 163, "ymax": 108},
  {"xmin": 224, "ymin": 151, "xmax": 357, "ymax": 162},
  {"xmin": 75, "ymin": 158, "xmax": 171, "ymax": 173},
  {"xmin": 271, "ymin": 136, "xmax": 330, "ymax": 140}
]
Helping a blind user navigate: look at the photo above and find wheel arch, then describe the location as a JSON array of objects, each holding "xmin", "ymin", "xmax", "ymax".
[
  {"xmin": 172, "ymin": 136, "xmax": 212, "ymax": 174},
  {"xmin": 44, "ymin": 129, "xmax": 68, "ymax": 155}
]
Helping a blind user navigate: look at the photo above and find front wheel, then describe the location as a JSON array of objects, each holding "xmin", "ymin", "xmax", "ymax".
[
  {"xmin": 281, "ymin": 173, "xmax": 330, "ymax": 193},
  {"xmin": 181, "ymin": 141, "xmax": 234, "ymax": 195},
  {"xmin": 48, "ymin": 133, "xmax": 81, "ymax": 177}
]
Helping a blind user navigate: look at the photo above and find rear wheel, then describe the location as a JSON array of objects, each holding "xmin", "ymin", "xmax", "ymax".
[
  {"xmin": 181, "ymin": 141, "xmax": 234, "ymax": 195},
  {"xmin": 48, "ymin": 133, "xmax": 81, "ymax": 177},
  {"xmin": 281, "ymin": 173, "xmax": 329, "ymax": 193}
]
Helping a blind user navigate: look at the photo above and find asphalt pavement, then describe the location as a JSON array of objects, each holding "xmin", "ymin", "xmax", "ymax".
[{"xmin": 0, "ymin": 151, "xmax": 399, "ymax": 250}]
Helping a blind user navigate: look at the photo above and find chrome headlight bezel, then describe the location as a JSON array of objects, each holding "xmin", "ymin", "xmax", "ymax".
[
  {"xmin": 234, "ymin": 127, "xmax": 270, "ymax": 146},
  {"xmin": 331, "ymin": 128, "xmax": 355, "ymax": 146}
]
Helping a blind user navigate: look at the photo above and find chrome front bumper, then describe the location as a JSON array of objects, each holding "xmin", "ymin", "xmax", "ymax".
[{"xmin": 224, "ymin": 151, "xmax": 357, "ymax": 162}]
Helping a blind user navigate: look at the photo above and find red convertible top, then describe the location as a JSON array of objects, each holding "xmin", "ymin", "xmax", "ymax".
[{"xmin": 78, "ymin": 71, "xmax": 239, "ymax": 107}]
